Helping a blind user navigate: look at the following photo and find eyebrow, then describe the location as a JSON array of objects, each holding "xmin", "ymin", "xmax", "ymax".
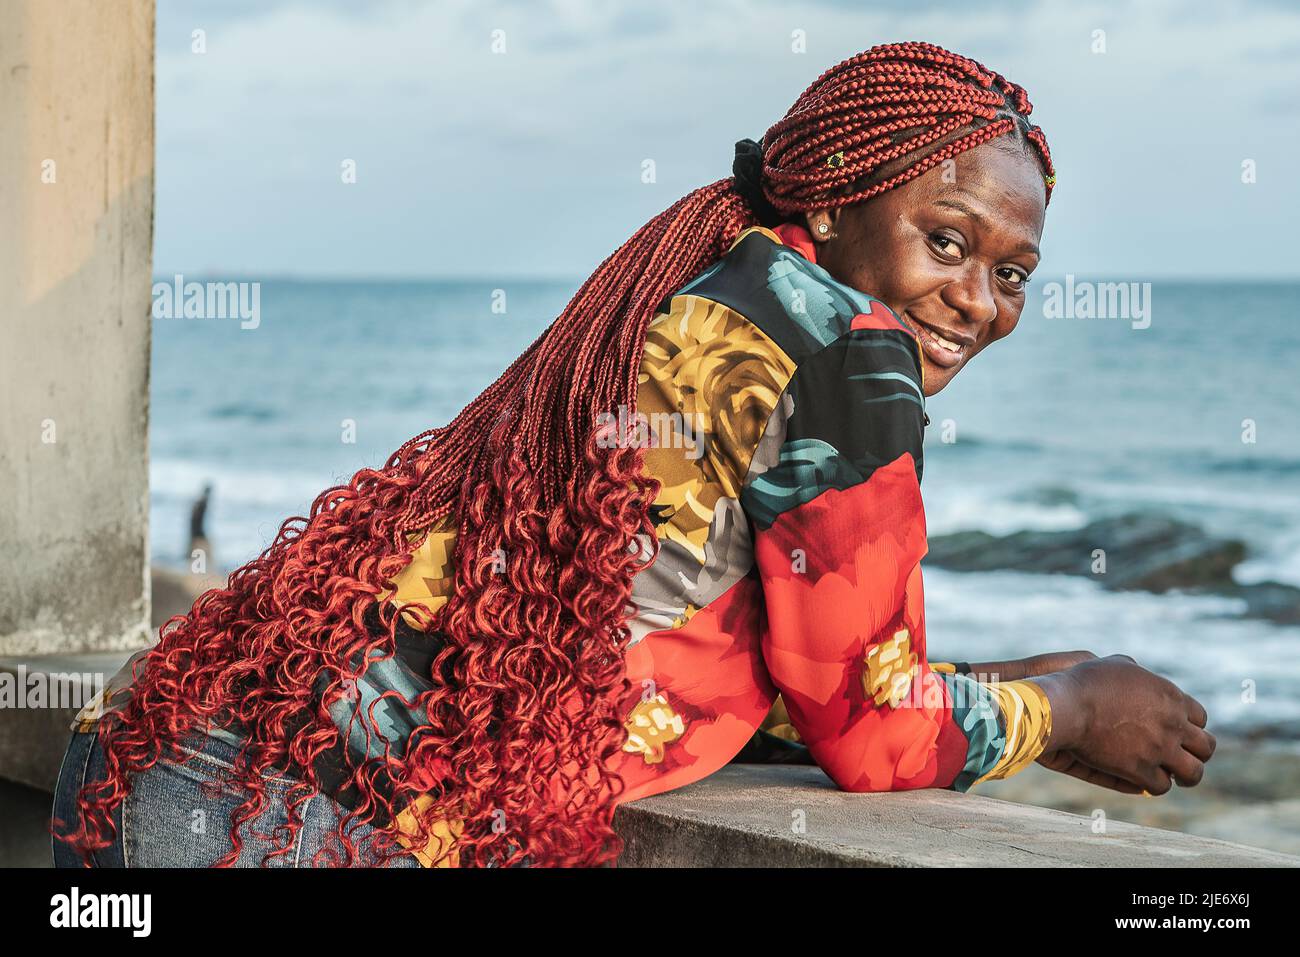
[{"xmin": 933, "ymin": 198, "xmax": 1041, "ymax": 259}]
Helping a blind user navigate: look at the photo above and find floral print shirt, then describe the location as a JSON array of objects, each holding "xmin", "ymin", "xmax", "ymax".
[{"xmin": 75, "ymin": 222, "xmax": 1052, "ymax": 865}]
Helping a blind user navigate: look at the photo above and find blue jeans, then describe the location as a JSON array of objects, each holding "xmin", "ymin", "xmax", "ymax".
[{"xmin": 51, "ymin": 728, "xmax": 421, "ymax": 868}]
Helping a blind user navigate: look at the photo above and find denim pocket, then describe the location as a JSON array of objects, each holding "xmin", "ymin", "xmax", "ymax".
[
  {"xmin": 121, "ymin": 736, "xmax": 303, "ymax": 867},
  {"xmin": 120, "ymin": 731, "xmax": 421, "ymax": 868}
]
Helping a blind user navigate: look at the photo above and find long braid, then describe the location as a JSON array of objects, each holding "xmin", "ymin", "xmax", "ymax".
[{"xmin": 56, "ymin": 41, "xmax": 1054, "ymax": 868}]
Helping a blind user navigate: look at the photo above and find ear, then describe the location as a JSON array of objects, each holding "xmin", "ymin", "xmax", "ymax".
[{"xmin": 803, "ymin": 207, "xmax": 843, "ymax": 243}]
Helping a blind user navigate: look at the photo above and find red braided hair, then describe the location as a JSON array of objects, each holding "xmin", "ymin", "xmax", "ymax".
[{"xmin": 55, "ymin": 41, "xmax": 1053, "ymax": 868}]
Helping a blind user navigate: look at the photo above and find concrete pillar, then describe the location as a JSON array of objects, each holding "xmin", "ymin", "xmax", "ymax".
[{"xmin": 0, "ymin": 0, "xmax": 155, "ymax": 655}]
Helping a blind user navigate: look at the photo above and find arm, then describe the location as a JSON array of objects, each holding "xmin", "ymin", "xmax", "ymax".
[
  {"xmin": 932, "ymin": 650, "xmax": 1097, "ymax": 683},
  {"xmin": 742, "ymin": 324, "xmax": 1053, "ymax": 792}
]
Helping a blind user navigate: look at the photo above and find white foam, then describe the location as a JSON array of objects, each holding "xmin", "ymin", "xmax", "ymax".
[
  {"xmin": 922, "ymin": 567, "xmax": 1297, "ymax": 731},
  {"xmin": 151, "ymin": 457, "xmax": 344, "ymax": 509},
  {"xmin": 924, "ymin": 497, "xmax": 1088, "ymax": 537}
]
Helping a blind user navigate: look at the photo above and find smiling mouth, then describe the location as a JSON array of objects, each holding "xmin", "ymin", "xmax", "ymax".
[{"xmin": 901, "ymin": 312, "xmax": 973, "ymax": 369}]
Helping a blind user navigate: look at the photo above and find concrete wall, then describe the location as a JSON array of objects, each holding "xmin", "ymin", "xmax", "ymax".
[{"xmin": 0, "ymin": 0, "xmax": 154, "ymax": 655}]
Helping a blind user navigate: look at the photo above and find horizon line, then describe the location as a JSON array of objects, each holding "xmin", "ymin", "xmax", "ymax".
[{"xmin": 150, "ymin": 271, "xmax": 1300, "ymax": 286}]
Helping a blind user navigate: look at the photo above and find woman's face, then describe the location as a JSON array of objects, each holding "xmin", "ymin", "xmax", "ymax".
[{"xmin": 807, "ymin": 138, "xmax": 1047, "ymax": 396}]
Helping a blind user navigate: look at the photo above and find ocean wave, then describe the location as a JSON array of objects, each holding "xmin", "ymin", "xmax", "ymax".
[
  {"xmin": 206, "ymin": 402, "xmax": 280, "ymax": 422},
  {"xmin": 1235, "ymin": 525, "xmax": 1300, "ymax": 589},
  {"xmin": 151, "ymin": 457, "xmax": 342, "ymax": 510},
  {"xmin": 925, "ymin": 494, "xmax": 1086, "ymax": 538},
  {"xmin": 924, "ymin": 431, "xmax": 1042, "ymax": 453},
  {"xmin": 1203, "ymin": 454, "xmax": 1300, "ymax": 476},
  {"xmin": 922, "ymin": 567, "xmax": 1298, "ymax": 733},
  {"xmin": 1072, "ymin": 477, "xmax": 1300, "ymax": 517}
]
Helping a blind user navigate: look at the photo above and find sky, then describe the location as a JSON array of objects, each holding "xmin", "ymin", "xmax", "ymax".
[{"xmin": 153, "ymin": 0, "xmax": 1300, "ymax": 281}]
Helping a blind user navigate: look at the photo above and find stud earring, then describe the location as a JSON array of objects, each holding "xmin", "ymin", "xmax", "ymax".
[{"xmin": 817, "ymin": 223, "xmax": 830, "ymax": 235}]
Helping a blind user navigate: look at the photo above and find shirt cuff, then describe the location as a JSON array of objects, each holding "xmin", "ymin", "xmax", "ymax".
[{"xmin": 971, "ymin": 679, "xmax": 1053, "ymax": 786}]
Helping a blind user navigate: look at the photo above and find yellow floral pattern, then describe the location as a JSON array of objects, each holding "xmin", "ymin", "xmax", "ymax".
[
  {"xmin": 622, "ymin": 693, "xmax": 686, "ymax": 765},
  {"xmin": 638, "ymin": 295, "xmax": 794, "ymax": 565},
  {"xmin": 862, "ymin": 627, "xmax": 920, "ymax": 708}
]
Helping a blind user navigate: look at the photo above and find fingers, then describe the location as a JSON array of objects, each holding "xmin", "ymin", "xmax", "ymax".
[
  {"xmin": 1037, "ymin": 750, "xmax": 1145, "ymax": 794},
  {"xmin": 1184, "ymin": 694, "xmax": 1209, "ymax": 729},
  {"xmin": 1183, "ymin": 724, "xmax": 1216, "ymax": 763},
  {"xmin": 1163, "ymin": 743, "xmax": 1206, "ymax": 788},
  {"xmin": 1137, "ymin": 713, "xmax": 1213, "ymax": 792},
  {"xmin": 1165, "ymin": 721, "xmax": 1213, "ymax": 788},
  {"xmin": 1072, "ymin": 762, "xmax": 1145, "ymax": 794},
  {"xmin": 1141, "ymin": 764, "xmax": 1174, "ymax": 796}
]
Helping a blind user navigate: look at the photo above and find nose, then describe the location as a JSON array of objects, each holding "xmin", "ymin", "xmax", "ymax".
[{"xmin": 941, "ymin": 265, "xmax": 998, "ymax": 327}]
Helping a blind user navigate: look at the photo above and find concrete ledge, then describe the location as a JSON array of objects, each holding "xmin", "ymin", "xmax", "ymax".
[
  {"xmin": 615, "ymin": 764, "xmax": 1300, "ymax": 867},
  {"xmin": 9, "ymin": 660, "xmax": 1296, "ymax": 868},
  {"xmin": 0, "ymin": 652, "xmax": 135, "ymax": 792}
]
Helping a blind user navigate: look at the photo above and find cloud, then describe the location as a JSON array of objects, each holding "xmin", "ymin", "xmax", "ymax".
[{"xmin": 154, "ymin": 0, "xmax": 1300, "ymax": 279}]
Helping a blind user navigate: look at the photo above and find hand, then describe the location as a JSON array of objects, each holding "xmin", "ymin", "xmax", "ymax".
[
  {"xmin": 1031, "ymin": 654, "xmax": 1142, "ymax": 792},
  {"xmin": 1033, "ymin": 655, "xmax": 1216, "ymax": 795},
  {"xmin": 1027, "ymin": 654, "xmax": 1136, "ymax": 793}
]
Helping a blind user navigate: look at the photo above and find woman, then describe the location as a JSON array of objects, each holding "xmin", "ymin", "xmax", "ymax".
[{"xmin": 53, "ymin": 41, "xmax": 1215, "ymax": 868}]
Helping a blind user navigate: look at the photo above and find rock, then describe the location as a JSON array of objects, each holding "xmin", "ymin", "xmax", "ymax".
[
  {"xmin": 1017, "ymin": 485, "xmax": 1081, "ymax": 508},
  {"xmin": 926, "ymin": 513, "xmax": 1244, "ymax": 590},
  {"xmin": 1201, "ymin": 581, "xmax": 1300, "ymax": 626},
  {"xmin": 925, "ymin": 513, "xmax": 1300, "ymax": 623}
]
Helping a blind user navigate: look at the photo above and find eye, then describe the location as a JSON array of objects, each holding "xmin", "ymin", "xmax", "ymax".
[
  {"xmin": 996, "ymin": 266, "xmax": 1030, "ymax": 291},
  {"xmin": 928, "ymin": 232, "xmax": 964, "ymax": 259}
]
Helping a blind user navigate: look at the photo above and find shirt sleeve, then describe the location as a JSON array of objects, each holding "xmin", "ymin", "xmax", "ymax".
[{"xmin": 740, "ymin": 320, "xmax": 1052, "ymax": 792}]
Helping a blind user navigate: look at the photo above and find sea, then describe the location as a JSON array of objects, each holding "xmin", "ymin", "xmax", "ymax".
[{"xmin": 150, "ymin": 277, "xmax": 1300, "ymax": 742}]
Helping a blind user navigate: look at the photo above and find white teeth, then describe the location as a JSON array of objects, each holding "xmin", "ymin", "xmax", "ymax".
[{"xmin": 929, "ymin": 330, "xmax": 962, "ymax": 352}]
